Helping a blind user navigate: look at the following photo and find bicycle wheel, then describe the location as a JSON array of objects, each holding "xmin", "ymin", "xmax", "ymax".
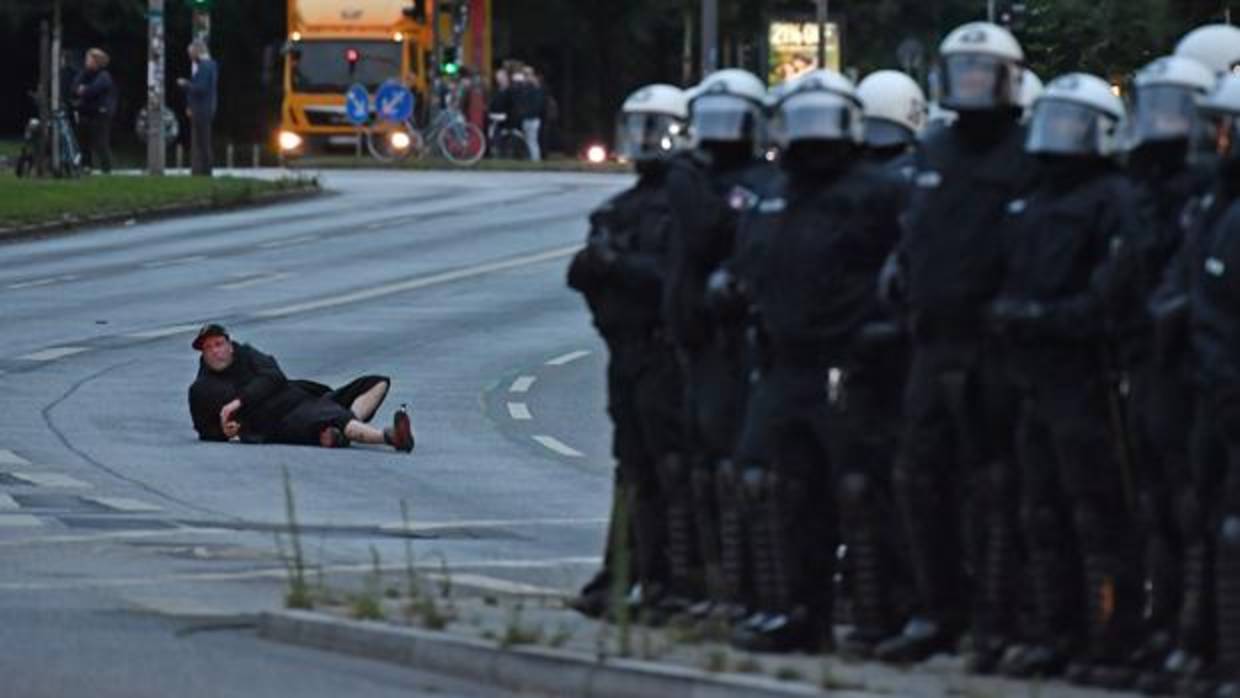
[
  {"xmin": 436, "ymin": 121, "xmax": 485, "ymax": 166},
  {"xmin": 492, "ymin": 131, "xmax": 529, "ymax": 161}
]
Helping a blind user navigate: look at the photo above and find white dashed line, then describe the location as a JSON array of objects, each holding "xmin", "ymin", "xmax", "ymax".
[
  {"xmin": 0, "ymin": 515, "xmax": 43, "ymax": 528},
  {"xmin": 259, "ymin": 235, "xmax": 317, "ymax": 250},
  {"xmin": 10, "ymin": 473, "xmax": 91, "ymax": 488},
  {"xmin": 546, "ymin": 350, "xmax": 590, "ymax": 366},
  {"xmin": 253, "ymin": 245, "xmax": 581, "ymax": 319},
  {"xmin": 125, "ymin": 323, "xmax": 205, "ymax": 340},
  {"xmin": 0, "ymin": 494, "xmax": 19, "ymax": 511},
  {"xmin": 218, "ymin": 272, "xmax": 291, "ymax": 291},
  {"xmin": 509, "ymin": 375, "xmax": 536, "ymax": 393},
  {"xmin": 0, "ymin": 450, "xmax": 30, "ymax": 466},
  {"xmin": 507, "ymin": 402, "xmax": 532, "ymax": 420},
  {"xmin": 378, "ymin": 517, "xmax": 606, "ymax": 534},
  {"xmin": 532, "ymin": 435, "xmax": 584, "ymax": 458},
  {"xmin": 83, "ymin": 497, "xmax": 162, "ymax": 513},
  {"xmin": 18, "ymin": 347, "xmax": 89, "ymax": 361},
  {"xmin": 142, "ymin": 255, "xmax": 207, "ymax": 269},
  {"xmin": 6, "ymin": 275, "xmax": 78, "ymax": 290}
]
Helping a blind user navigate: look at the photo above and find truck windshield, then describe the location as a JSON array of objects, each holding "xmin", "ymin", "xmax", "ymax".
[{"xmin": 290, "ymin": 40, "xmax": 403, "ymax": 93}]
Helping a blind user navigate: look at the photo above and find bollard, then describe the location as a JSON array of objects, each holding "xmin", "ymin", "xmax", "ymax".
[
  {"xmin": 252, "ymin": 144, "xmax": 260, "ymax": 168},
  {"xmin": 226, "ymin": 143, "xmax": 235, "ymax": 169},
  {"xmin": 175, "ymin": 144, "xmax": 184, "ymax": 171}
]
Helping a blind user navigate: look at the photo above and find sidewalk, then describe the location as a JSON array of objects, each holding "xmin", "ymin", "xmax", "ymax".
[{"xmin": 258, "ymin": 574, "xmax": 1143, "ymax": 698}]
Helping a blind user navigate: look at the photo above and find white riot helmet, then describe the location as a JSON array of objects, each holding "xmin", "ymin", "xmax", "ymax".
[
  {"xmin": 689, "ymin": 68, "xmax": 767, "ymax": 148},
  {"xmin": 1175, "ymin": 24, "xmax": 1240, "ymax": 77},
  {"xmin": 936, "ymin": 21, "xmax": 1025, "ymax": 112},
  {"xmin": 1128, "ymin": 55, "xmax": 1216, "ymax": 149},
  {"xmin": 1196, "ymin": 74, "xmax": 1240, "ymax": 169},
  {"xmin": 1027, "ymin": 73, "xmax": 1126, "ymax": 157},
  {"xmin": 1018, "ymin": 70, "xmax": 1044, "ymax": 123},
  {"xmin": 615, "ymin": 84, "xmax": 690, "ymax": 161},
  {"xmin": 769, "ymin": 69, "xmax": 864, "ymax": 149},
  {"xmin": 857, "ymin": 70, "xmax": 927, "ymax": 147}
]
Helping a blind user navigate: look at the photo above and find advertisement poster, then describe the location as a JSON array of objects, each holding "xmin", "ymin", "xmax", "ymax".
[{"xmin": 769, "ymin": 20, "xmax": 840, "ymax": 85}]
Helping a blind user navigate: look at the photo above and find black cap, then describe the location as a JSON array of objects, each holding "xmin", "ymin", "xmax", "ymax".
[{"xmin": 192, "ymin": 323, "xmax": 230, "ymax": 350}]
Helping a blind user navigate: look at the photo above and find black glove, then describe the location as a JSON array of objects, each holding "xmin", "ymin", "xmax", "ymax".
[
  {"xmin": 705, "ymin": 268, "xmax": 748, "ymax": 321},
  {"xmin": 987, "ymin": 297, "xmax": 1047, "ymax": 338},
  {"xmin": 878, "ymin": 252, "xmax": 906, "ymax": 308}
]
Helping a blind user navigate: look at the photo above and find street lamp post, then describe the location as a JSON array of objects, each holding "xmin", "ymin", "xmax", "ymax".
[
  {"xmin": 701, "ymin": 0, "xmax": 718, "ymax": 77},
  {"xmin": 148, "ymin": 0, "xmax": 166, "ymax": 175},
  {"xmin": 816, "ymin": 0, "xmax": 828, "ymax": 70}
]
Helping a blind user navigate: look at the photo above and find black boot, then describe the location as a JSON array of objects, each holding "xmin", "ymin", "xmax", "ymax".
[
  {"xmin": 838, "ymin": 471, "xmax": 895, "ymax": 658},
  {"xmin": 715, "ymin": 459, "xmax": 751, "ymax": 623},
  {"xmin": 690, "ymin": 460, "xmax": 723, "ymax": 610},
  {"xmin": 1215, "ymin": 515, "xmax": 1240, "ymax": 695},
  {"xmin": 655, "ymin": 453, "xmax": 700, "ymax": 614}
]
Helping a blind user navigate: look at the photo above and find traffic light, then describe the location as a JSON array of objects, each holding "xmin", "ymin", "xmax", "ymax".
[
  {"xmin": 442, "ymin": 46, "xmax": 459, "ymax": 76},
  {"xmin": 188, "ymin": 0, "xmax": 214, "ymax": 9},
  {"xmin": 345, "ymin": 47, "xmax": 361, "ymax": 75}
]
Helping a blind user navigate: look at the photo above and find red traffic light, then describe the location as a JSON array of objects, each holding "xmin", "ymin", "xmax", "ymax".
[{"xmin": 345, "ymin": 48, "xmax": 360, "ymax": 64}]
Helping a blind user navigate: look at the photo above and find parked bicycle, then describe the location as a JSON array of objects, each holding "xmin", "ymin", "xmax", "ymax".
[
  {"xmin": 487, "ymin": 112, "xmax": 530, "ymax": 161},
  {"xmin": 16, "ymin": 92, "xmax": 83, "ymax": 178},
  {"xmin": 366, "ymin": 107, "xmax": 486, "ymax": 166}
]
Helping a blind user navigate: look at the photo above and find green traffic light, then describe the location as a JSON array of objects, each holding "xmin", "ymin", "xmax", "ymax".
[{"xmin": 443, "ymin": 62, "xmax": 460, "ymax": 76}]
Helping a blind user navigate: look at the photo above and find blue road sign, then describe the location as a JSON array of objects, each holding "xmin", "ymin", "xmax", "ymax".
[
  {"xmin": 375, "ymin": 80, "xmax": 415, "ymax": 123},
  {"xmin": 345, "ymin": 83, "xmax": 370, "ymax": 125}
]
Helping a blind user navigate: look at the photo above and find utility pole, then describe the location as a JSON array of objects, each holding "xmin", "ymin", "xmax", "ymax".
[
  {"xmin": 816, "ymin": 0, "xmax": 828, "ymax": 70},
  {"xmin": 37, "ymin": 20, "xmax": 51, "ymax": 177},
  {"xmin": 701, "ymin": 0, "xmax": 718, "ymax": 77},
  {"xmin": 148, "ymin": 0, "xmax": 166, "ymax": 175},
  {"xmin": 988, "ymin": 0, "xmax": 996, "ymax": 22},
  {"xmin": 51, "ymin": 0, "xmax": 62, "ymax": 174},
  {"xmin": 431, "ymin": 0, "xmax": 441, "ymax": 120}
]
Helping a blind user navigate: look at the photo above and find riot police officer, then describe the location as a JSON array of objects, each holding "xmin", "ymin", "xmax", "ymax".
[
  {"xmin": 1118, "ymin": 54, "xmax": 1218, "ymax": 689},
  {"xmin": 857, "ymin": 69, "xmax": 927, "ymax": 165},
  {"xmin": 986, "ymin": 73, "xmax": 1145, "ymax": 684},
  {"xmin": 875, "ymin": 22, "xmax": 1037, "ymax": 671},
  {"xmin": 567, "ymin": 84, "xmax": 690, "ymax": 618},
  {"xmin": 661, "ymin": 69, "xmax": 774, "ymax": 618},
  {"xmin": 716, "ymin": 69, "xmax": 905, "ymax": 652},
  {"xmin": 1175, "ymin": 24, "xmax": 1240, "ymax": 78},
  {"xmin": 1180, "ymin": 73, "xmax": 1240, "ymax": 698}
]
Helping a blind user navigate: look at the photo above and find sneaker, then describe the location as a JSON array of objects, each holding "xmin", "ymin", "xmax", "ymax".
[{"xmin": 383, "ymin": 406, "xmax": 415, "ymax": 453}]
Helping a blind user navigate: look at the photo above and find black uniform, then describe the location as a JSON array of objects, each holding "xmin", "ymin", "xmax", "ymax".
[
  {"xmin": 877, "ymin": 114, "xmax": 1036, "ymax": 665},
  {"xmin": 726, "ymin": 158, "xmax": 906, "ymax": 651},
  {"xmin": 567, "ymin": 164, "xmax": 683, "ymax": 607},
  {"xmin": 991, "ymin": 163, "xmax": 1145, "ymax": 678},
  {"xmin": 662, "ymin": 149, "xmax": 773, "ymax": 608},
  {"xmin": 188, "ymin": 343, "xmax": 386, "ymax": 445}
]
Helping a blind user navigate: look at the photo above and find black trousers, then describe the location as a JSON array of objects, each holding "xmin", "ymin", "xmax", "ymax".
[
  {"xmin": 270, "ymin": 375, "xmax": 389, "ymax": 446},
  {"xmin": 191, "ymin": 114, "xmax": 213, "ymax": 176},
  {"xmin": 81, "ymin": 113, "xmax": 113, "ymax": 173}
]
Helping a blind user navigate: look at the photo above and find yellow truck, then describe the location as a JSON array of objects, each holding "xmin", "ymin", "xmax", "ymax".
[{"xmin": 277, "ymin": 0, "xmax": 433, "ymax": 155}]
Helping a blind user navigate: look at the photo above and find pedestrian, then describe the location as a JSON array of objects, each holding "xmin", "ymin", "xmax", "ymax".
[
  {"xmin": 177, "ymin": 39, "xmax": 218, "ymax": 177},
  {"xmin": 187, "ymin": 324, "xmax": 414, "ymax": 453},
  {"xmin": 511, "ymin": 66, "xmax": 545, "ymax": 161},
  {"xmin": 71, "ymin": 48, "xmax": 117, "ymax": 174}
]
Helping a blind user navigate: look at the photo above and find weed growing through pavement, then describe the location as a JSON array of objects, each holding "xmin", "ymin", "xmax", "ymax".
[
  {"xmin": 607, "ymin": 484, "xmax": 632, "ymax": 658},
  {"xmin": 349, "ymin": 546, "xmax": 386, "ymax": 621},
  {"xmin": 775, "ymin": 666, "xmax": 805, "ymax": 682},
  {"xmin": 499, "ymin": 602, "xmax": 544, "ymax": 648},
  {"xmin": 278, "ymin": 465, "xmax": 312, "ymax": 610}
]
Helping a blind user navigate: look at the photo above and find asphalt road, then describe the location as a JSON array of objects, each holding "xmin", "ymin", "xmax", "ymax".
[{"xmin": 0, "ymin": 169, "xmax": 630, "ymax": 696}]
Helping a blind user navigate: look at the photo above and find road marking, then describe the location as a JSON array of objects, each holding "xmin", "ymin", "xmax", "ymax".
[
  {"xmin": 423, "ymin": 572, "xmax": 563, "ymax": 597},
  {"xmin": 18, "ymin": 347, "xmax": 89, "ymax": 361},
  {"xmin": 258, "ymin": 235, "xmax": 317, "ymax": 250},
  {"xmin": 125, "ymin": 323, "xmax": 204, "ymax": 340},
  {"xmin": 0, "ymin": 515, "xmax": 43, "ymax": 528},
  {"xmin": 532, "ymin": 435, "xmax": 584, "ymax": 458},
  {"xmin": 10, "ymin": 473, "xmax": 91, "ymax": 488},
  {"xmin": 0, "ymin": 527, "xmax": 229, "ymax": 548},
  {"xmin": 6, "ymin": 275, "xmax": 78, "ymax": 290},
  {"xmin": 253, "ymin": 244, "xmax": 581, "ymax": 319},
  {"xmin": 507, "ymin": 402, "xmax": 532, "ymax": 420},
  {"xmin": 509, "ymin": 375, "xmax": 536, "ymax": 393},
  {"xmin": 378, "ymin": 517, "xmax": 606, "ymax": 534},
  {"xmin": 0, "ymin": 450, "xmax": 30, "ymax": 466},
  {"xmin": 546, "ymin": 350, "xmax": 590, "ymax": 366},
  {"xmin": 366, "ymin": 221, "xmax": 386, "ymax": 230},
  {"xmin": 142, "ymin": 255, "xmax": 207, "ymax": 269},
  {"xmin": 218, "ymin": 272, "xmax": 291, "ymax": 291},
  {"xmin": 0, "ymin": 494, "xmax": 19, "ymax": 511},
  {"xmin": 83, "ymin": 497, "xmax": 162, "ymax": 513}
]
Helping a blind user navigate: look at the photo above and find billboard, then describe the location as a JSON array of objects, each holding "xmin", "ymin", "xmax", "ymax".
[{"xmin": 769, "ymin": 20, "xmax": 840, "ymax": 85}]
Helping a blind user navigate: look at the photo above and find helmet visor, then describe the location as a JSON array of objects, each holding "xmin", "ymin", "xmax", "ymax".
[
  {"xmin": 691, "ymin": 95, "xmax": 761, "ymax": 143},
  {"xmin": 864, "ymin": 117, "xmax": 916, "ymax": 147},
  {"xmin": 615, "ymin": 113, "xmax": 685, "ymax": 160},
  {"xmin": 1129, "ymin": 84, "xmax": 1202, "ymax": 146},
  {"xmin": 773, "ymin": 92, "xmax": 859, "ymax": 146},
  {"xmin": 1201, "ymin": 113, "xmax": 1240, "ymax": 161},
  {"xmin": 938, "ymin": 54, "xmax": 1015, "ymax": 110},
  {"xmin": 1027, "ymin": 100, "xmax": 1106, "ymax": 155}
]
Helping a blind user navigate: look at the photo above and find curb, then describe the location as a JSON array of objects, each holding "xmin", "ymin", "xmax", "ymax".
[
  {"xmin": 258, "ymin": 610, "xmax": 876, "ymax": 698},
  {"xmin": 0, "ymin": 184, "xmax": 323, "ymax": 242}
]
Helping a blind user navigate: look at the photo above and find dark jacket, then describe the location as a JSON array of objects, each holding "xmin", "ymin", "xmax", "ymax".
[
  {"xmin": 1187, "ymin": 191, "xmax": 1240, "ymax": 395},
  {"xmin": 995, "ymin": 165, "xmax": 1143, "ymax": 384},
  {"xmin": 510, "ymin": 81, "xmax": 545, "ymax": 121},
  {"xmin": 567, "ymin": 167, "xmax": 673, "ymax": 342},
  {"xmin": 72, "ymin": 68, "xmax": 117, "ymax": 117},
  {"xmin": 188, "ymin": 343, "xmax": 312, "ymax": 442},
  {"xmin": 897, "ymin": 119, "xmax": 1038, "ymax": 340},
  {"xmin": 731, "ymin": 162, "xmax": 906, "ymax": 364},
  {"xmin": 182, "ymin": 58, "xmax": 218, "ymax": 120},
  {"xmin": 662, "ymin": 151, "xmax": 774, "ymax": 351}
]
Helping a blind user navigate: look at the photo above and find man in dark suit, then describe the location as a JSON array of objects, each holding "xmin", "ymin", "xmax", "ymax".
[{"xmin": 177, "ymin": 40, "xmax": 217, "ymax": 176}]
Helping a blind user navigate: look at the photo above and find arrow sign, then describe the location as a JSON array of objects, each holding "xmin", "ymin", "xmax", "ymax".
[
  {"xmin": 344, "ymin": 83, "xmax": 370, "ymax": 125},
  {"xmin": 374, "ymin": 80, "xmax": 414, "ymax": 123}
]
